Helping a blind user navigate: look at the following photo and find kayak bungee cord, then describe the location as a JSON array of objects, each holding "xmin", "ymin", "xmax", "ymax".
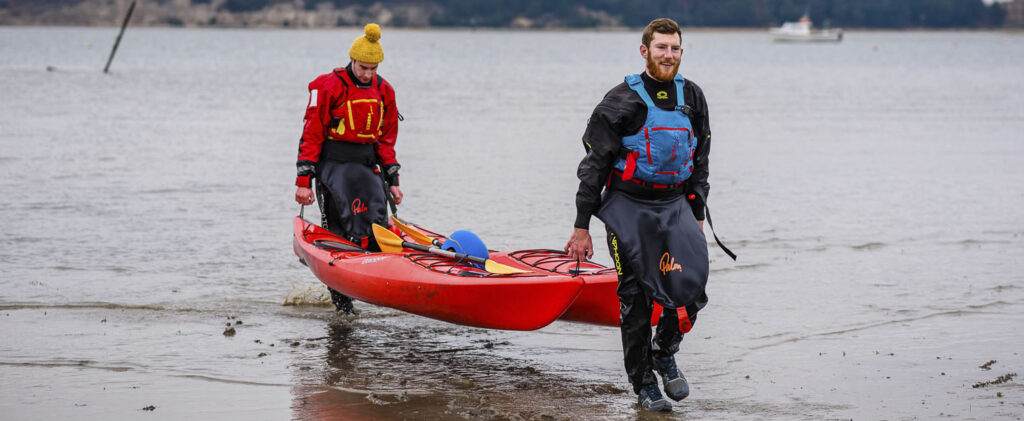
[{"xmin": 508, "ymin": 249, "xmax": 614, "ymax": 275}]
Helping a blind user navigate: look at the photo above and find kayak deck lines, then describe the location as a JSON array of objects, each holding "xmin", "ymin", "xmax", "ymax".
[
  {"xmin": 406, "ymin": 253, "xmax": 534, "ymax": 278},
  {"xmin": 507, "ymin": 249, "xmax": 616, "ymax": 276}
]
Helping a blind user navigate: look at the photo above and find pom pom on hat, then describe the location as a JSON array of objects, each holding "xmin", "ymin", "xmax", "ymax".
[
  {"xmin": 349, "ymin": 23, "xmax": 384, "ymax": 64},
  {"xmin": 364, "ymin": 23, "xmax": 381, "ymax": 42}
]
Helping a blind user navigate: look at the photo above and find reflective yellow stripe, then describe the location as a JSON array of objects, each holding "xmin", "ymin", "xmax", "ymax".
[
  {"xmin": 610, "ymin": 233, "xmax": 623, "ymax": 276},
  {"xmin": 346, "ymin": 101, "xmax": 355, "ymax": 130},
  {"xmin": 344, "ymin": 99, "xmax": 381, "ymax": 133}
]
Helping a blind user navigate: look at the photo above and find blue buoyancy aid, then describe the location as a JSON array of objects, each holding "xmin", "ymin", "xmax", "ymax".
[{"xmin": 613, "ymin": 73, "xmax": 695, "ymax": 185}]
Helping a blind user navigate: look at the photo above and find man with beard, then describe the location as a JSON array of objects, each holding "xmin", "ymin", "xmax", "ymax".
[
  {"xmin": 564, "ymin": 18, "xmax": 734, "ymax": 412},
  {"xmin": 294, "ymin": 24, "xmax": 404, "ymax": 314}
]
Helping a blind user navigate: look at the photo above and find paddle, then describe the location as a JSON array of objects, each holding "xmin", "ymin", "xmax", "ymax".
[
  {"xmin": 377, "ymin": 165, "xmax": 399, "ymax": 217},
  {"xmin": 390, "ymin": 215, "xmax": 442, "ymax": 247},
  {"xmin": 371, "ymin": 224, "xmax": 530, "ymax": 275},
  {"xmin": 313, "ymin": 239, "xmax": 367, "ymax": 253}
]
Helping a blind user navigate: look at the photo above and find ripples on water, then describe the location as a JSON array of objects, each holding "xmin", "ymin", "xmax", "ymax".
[{"xmin": 1, "ymin": 27, "xmax": 1023, "ymax": 419}]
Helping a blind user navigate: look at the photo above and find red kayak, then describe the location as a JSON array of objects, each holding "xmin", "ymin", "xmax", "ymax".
[
  {"xmin": 292, "ymin": 217, "xmax": 585, "ymax": 331},
  {"xmin": 507, "ymin": 250, "xmax": 664, "ymax": 327}
]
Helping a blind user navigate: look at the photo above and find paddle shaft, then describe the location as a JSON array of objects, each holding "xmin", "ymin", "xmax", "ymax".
[
  {"xmin": 377, "ymin": 165, "xmax": 398, "ymax": 216},
  {"xmin": 371, "ymin": 223, "xmax": 528, "ymax": 274},
  {"xmin": 400, "ymin": 240, "xmax": 489, "ymax": 265},
  {"xmin": 390, "ymin": 215, "xmax": 443, "ymax": 247}
]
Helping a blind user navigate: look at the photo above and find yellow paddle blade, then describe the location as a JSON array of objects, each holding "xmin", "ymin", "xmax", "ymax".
[
  {"xmin": 483, "ymin": 259, "xmax": 532, "ymax": 275},
  {"xmin": 390, "ymin": 216, "xmax": 435, "ymax": 246},
  {"xmin": 371, "ymin": 224, "xmax": 404, "ymax": 253}
]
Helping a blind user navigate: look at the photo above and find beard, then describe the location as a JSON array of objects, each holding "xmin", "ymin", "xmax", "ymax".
[{"xmin": 645, "ymin": 54, "xmax": 680, "ymax": 82}]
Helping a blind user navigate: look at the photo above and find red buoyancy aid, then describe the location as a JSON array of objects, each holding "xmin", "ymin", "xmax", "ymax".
[
  {"xmin": 296, "ymin": 67, "xmax": 399, "ymax": 186},
  {"xmin": 322, "ymin": 69, "xmax": 386, "ymax": 143}
]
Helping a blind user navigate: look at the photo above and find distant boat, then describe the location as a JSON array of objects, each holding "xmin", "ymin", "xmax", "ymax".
[{"xmin": 770, "ymin": 15, "xmax": 842, "ymax": 42}]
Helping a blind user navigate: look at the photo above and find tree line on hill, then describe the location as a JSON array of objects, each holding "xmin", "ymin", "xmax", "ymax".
[
  {"xmin": 5, "ymin": 0, "xmax": 1008, "ymax": 28},
  {"xmin": 426, "ymin": 0, "xmax": 1004, "ymax": 28},
  {"xmin": 236, "ymin": 0, "xmax": 1007, "ymax": 28}
]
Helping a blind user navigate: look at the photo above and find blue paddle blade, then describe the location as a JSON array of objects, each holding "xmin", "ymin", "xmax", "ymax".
[{"xmin": 441, "ymin": 230, "xmax": 489, "ymax": 268}]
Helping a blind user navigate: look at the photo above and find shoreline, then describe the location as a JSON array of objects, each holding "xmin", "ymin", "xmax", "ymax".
[{"xmin": 1, "ymin": 23, "xmax": 1021, "ymax": 34}]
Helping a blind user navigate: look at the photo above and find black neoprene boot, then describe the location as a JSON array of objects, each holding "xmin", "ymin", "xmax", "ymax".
[
  {"xmin": 636, "ymin": 383, "xmax": 671, "ymax": 412},
  {"xmin": 329, "ymin": 288, "xmax": 355, "ymax": 314},
  {"xmin": 654, "ymin": 355, "xmax": 689, "ymax": 401}
]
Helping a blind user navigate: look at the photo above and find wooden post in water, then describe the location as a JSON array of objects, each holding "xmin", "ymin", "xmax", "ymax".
[{"xmin": 104, "ymin": 0, "xmax": 137, "ymax": 73}]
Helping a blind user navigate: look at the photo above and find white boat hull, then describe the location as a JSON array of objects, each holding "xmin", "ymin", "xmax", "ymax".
[
  {"xmin": 771, "ymin": 30, "xmax": 843, "ymax": 42},
  {"xmin": 770, "ymin": 20, "xmax": 843, "ymax": 42}
]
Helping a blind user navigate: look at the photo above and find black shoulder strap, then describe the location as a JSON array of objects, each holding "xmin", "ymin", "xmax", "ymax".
[{"xmin": 695, "ymin": 191, "xmax": 737, "ymax": 261}]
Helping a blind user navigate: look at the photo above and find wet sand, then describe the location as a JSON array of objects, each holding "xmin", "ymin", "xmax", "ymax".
[{"xmin": 3, "ymin": 292, "xmax": 1022, "ymax": 420}]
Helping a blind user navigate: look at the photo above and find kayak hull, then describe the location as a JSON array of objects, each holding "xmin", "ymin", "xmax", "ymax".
[
  {"xmin": 558, "ymin": 272, "xmax": 622, "ymax": 326},
  {"xmin": 293, "ymin": 217, "xmax": 584, "ymax": 331},
  {"xmin": 559, "ymin": 273, "xmax": 664, "ymax": 327},
  {"xmin": 504, "ymin": 249, "xmax": 663, "ymax": 327}
]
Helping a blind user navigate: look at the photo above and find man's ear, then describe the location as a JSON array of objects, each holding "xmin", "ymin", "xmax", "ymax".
[{"xmin": 640, "ymin": 44, "xmax": 648, "ymax": 59}]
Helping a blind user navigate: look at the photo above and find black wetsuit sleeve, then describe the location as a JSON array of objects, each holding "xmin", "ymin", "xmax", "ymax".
[
  {"xmin": 574, "ymin": 83, "xmax": 646, "ymax": 230},
  {"xmin": 686, "ymin": 80, "xmax": 711, "ymax": 221}
]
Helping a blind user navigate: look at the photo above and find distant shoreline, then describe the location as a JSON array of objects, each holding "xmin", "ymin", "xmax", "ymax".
[
  {"xmin": 2, "ymin": 0, "xmax": 1013, "ymax": 31},
  {"xmin": 1, "ymin": 24, "xmax": 1021, "ymax": 34}
]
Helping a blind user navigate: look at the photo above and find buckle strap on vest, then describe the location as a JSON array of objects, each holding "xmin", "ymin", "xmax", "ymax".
[
  {"xmin": 675, "ymin": 104, "xmax": 693, "ymax": 117},
  {"xmin": 608, "ymin": 176, "xmax": 686, "ymax": 201},
  {"xmin": 612, "ymin": 169, "xmax": 685, "ymax": 190},
  {"xmin": 621, "ymin": 151, "xmax": 639, "ymax": 181}
]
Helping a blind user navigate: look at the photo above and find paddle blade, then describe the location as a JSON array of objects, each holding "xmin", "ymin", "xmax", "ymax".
[
  {"xmin": 390, "ymin": 216, "xmax": 436, "ymax": 246},
  {"xmin": 483, "ymin": 259, "xmax": 531, "ymax": 275},
  {"xmin": 372, "ymin": 224, "xmax": 404, "ymax": 253}
]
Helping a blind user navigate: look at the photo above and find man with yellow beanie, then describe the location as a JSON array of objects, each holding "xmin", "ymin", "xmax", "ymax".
[{"xmin": 294, "ymin": 24, "xmax": 403, "ymax": 314}]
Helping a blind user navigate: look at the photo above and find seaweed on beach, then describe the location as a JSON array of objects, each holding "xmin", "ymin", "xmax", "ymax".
[{"xmin": 972, "ymin": 373, "xmax": 1017, "ymax": 389}]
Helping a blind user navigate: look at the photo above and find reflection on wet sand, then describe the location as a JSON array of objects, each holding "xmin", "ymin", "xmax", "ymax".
[{"xmin": 290, "ymin": 317, "xmax": 630, "ymax": 420}]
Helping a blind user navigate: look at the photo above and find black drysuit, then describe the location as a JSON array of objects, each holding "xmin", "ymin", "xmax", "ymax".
[{"xmin": 573, "ymin": 72, "xmax": 711, "ymax": 394}]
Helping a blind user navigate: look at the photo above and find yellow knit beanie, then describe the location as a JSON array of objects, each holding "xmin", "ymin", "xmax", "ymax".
[{"xmin": 349, "ymin": 23, "xmax": 384, "ymax": 64}]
